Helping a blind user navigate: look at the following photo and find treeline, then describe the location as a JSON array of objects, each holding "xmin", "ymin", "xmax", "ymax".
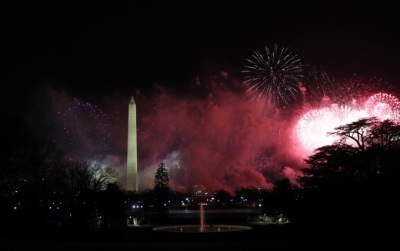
[
  {"xmin": 295, "ymin": 117, "xmax": 400, "ymax": 227},
  {"xmin": 253, "ymin": 117, "xmax": 400, "ymax": 227},
  {"xmin": 0, "ymin": 115, "xmax": 121, "ymax": 229},
  {"xmin": 1, "ymin": 114, "xmax": 399, "ymax": 230}
]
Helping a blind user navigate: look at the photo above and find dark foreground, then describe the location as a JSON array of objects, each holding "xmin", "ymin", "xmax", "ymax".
[{"xmin": 1, "ymin": 222, "xmax": 394, "ymax": 251}]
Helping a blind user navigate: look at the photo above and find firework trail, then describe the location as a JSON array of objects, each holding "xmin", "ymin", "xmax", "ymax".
[
  {"xmin": 242, "ymin": 44, "xmax": 303, "ymax": 107},
  {"xmin": 299, "ymin": 64, "xmax": 337, "ymax": 106}
]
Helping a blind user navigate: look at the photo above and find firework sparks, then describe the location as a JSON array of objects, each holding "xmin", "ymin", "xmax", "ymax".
[
  {"xmin": 242, "ymin": 44, "xmax": 303, "ymax": 107},
  {"xmin": 295, "ymin": 92, "xmax": 400, "ymax": 153},
  {"xmin": 331, "ymin": 75, "xmax": 385, "ymax": 106},
  {"xmin": 295, "ymin": 105, "xmax": 370, "ymax": 152},
  {"xmin": 299, "ymin": 64, "xmax": 337, "ymax": 105},
  {"xmin": 295, "ymin": 105, "xmax": 368, "ymax": 152},
  {"xmin": 55, "ymin": 99, "xmax": 113, "ymax": 161},
  {"xmin": 365, "ymin": 92, "xmax": 400, "ymax": 121}
]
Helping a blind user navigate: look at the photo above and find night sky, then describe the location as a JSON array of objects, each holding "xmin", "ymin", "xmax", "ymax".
[{"xmin": 2, "ymin": 1, "xmax": 400, "ymax": 192}]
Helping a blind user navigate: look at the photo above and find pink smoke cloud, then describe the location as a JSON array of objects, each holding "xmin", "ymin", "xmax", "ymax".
[{"xmin": 45, "ymin": 72, "xmax": 306, "ymax": 194}]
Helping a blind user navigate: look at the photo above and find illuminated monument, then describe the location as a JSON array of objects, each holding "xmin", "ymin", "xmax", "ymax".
[{"xmin": 127, "ymin": 96, "xmax": 138, "ymax": 192}]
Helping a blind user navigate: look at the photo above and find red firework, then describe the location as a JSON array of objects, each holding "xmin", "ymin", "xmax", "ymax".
[{"xmin": 365, "ymin": 93, "xmax": 400, "ymax": 121}]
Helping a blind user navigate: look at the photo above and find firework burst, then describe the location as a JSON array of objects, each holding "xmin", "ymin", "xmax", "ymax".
[
  {"xmin": 55, "ymin": 100, "xmax": 113, "ymax": 161},
  {"xmin": 295, "ymin": 92, "xmax": 400, "ymax": 153},
  {"xmin": 365, "ymin": 92, "xmax": 400, "ymax": 121},
  {"xmin": 295, "ymin": 105, "xmax": 368, "ymax": 152},
  {"xmin": 242, "ymin": 44, "xmax": 303, "ymax": 107}
]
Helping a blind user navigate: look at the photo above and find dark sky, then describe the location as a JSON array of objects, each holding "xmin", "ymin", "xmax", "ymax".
[{"xmin": 2, "ymin": 0, "xmax": 400, "ymax": 114}]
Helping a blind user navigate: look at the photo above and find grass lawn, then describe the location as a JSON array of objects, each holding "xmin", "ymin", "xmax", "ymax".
[{"xmin": 1, "ymin": 222, "xmax": 393, "ymax": 251}]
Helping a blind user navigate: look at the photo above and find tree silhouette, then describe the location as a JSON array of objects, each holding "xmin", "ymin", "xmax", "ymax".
[
  {"xmin": 329, "ymin": 117, "xmax": 378, "ymax": 150},
  {"xmin": 65, "ymin": 161, "xmax": 117, "ymax": 227},
  {"xmin": 263, "ymin": 178, "xmax": 298, "ymax": 220},
  {"xmin": 98, "ymin": 183, "xmax": 126, "ymax": 228},
  {"xmin": 0, "ymin": 114, "xmax": 68, "ymax": 228},
  {"xmin": 154, "ymin": 162, "xmax": 170, "ymax": 217},
  {"xmin": 297, "ymin": 117, "xmax": 400, "ymax": 226},
  {"xmin": 154, "ymin": 162, "xmax": 169, "ymax": 193}
]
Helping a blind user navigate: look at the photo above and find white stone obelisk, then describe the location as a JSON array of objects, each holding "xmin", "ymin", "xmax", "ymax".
[{"xmin": 127, "ymin": 96, "xmax": 138, "ymax": 192}]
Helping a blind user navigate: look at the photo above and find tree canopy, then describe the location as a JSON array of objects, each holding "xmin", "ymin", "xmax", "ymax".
[
  {"xmin": 297, "ymin": 117, "xmax": 400, "ymax": 225},
  {"xmin": 154, "ymin": 162, "xmax": 169, "ymax": 192}
]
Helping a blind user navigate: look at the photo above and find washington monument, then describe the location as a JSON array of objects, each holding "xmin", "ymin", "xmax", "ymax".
[{"xmin": 127, "ymin": 96, "xmax": 138, "ymax": 192}]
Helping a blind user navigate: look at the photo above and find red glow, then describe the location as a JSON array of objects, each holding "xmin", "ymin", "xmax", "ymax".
[
  {"xmin": 47, "ymin": 75, "xmax": 400, "ymax": 194},
  {"xmin": 294, "ymin": 92, "xmax": 400, "ymax": 153}
]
